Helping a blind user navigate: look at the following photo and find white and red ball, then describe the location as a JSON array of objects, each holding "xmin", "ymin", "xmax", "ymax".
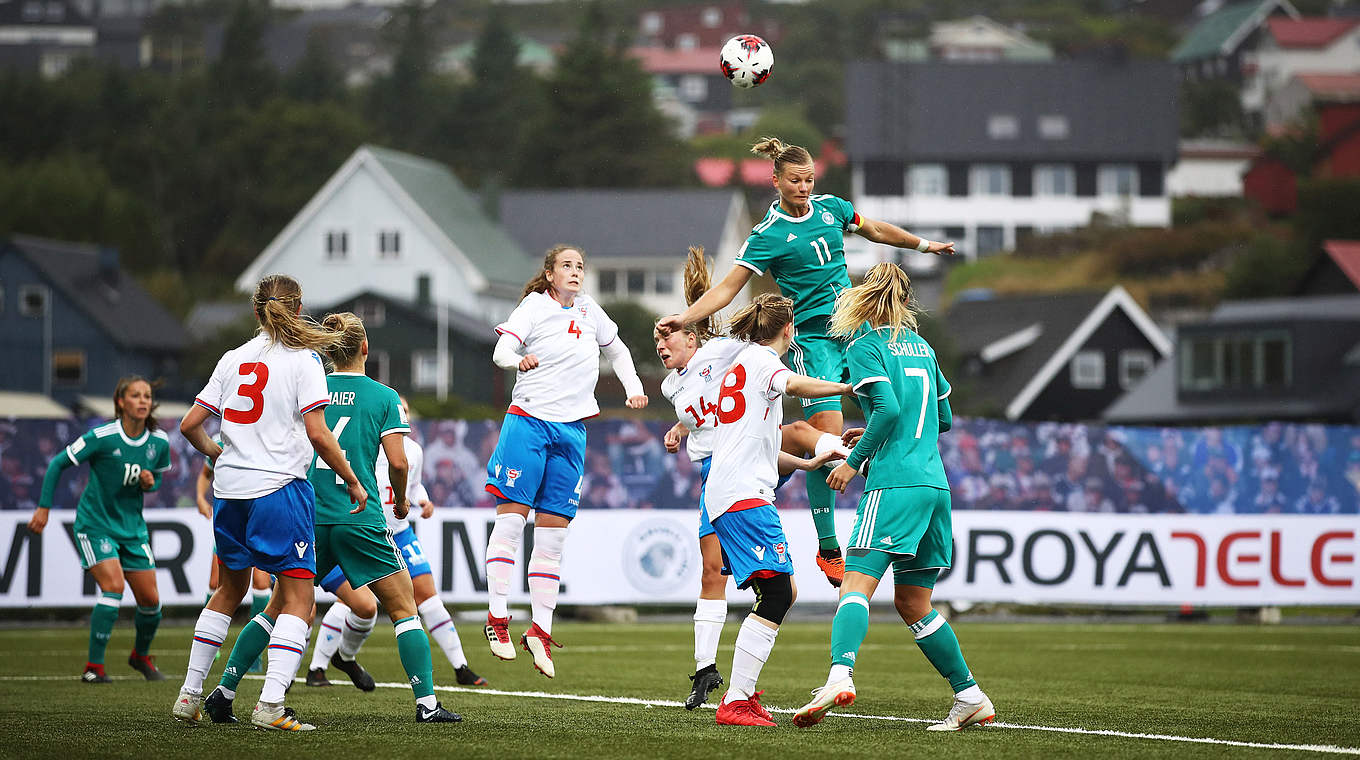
[{"xmin": 719, "ymin": 34, "xmax": 773, "ymax": 89}]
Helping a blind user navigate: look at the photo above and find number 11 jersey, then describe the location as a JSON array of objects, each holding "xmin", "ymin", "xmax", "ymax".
[
  {"xmin": 195, "ymin": 334, "xmax": 331, "ymax": 499},
  {"xmin": 704, "ymin": 342, "xmax": 790, "ymax": 520}
]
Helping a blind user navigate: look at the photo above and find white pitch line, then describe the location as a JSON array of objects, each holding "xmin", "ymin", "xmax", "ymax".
[{"xmin": 242, "ymin": 677, "xmax": 1359, "ymax": 756}]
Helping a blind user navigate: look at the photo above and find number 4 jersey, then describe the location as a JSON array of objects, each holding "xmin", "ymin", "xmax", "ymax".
[
  {"xmin": 660, "ymin": 337, "xmax": 746, "ymax": 463},
  {"xmin": 195, "ymin": 334, "xmax": 331, "ymax": 499},
  {"xmin": 704, "ymin": 342, "xmax": 791, "ymax": 520}
]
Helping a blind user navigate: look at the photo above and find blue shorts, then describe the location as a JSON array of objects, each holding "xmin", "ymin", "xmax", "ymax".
[
  {"xmin": 698, "ymin": 459, "xmax": 793, "ymax": 540},
  {"xmin": 485, "ymin": 413, "xmax": 586, "ymax": 520},
  {"xmin": 214, "ymin": 479, "xmax": 316, "ymax": 577},
  {"xmin": 711, "ymin": 503, "xmax": 793, "ymax": 590},
  {"xmin": 319, "ymin": 565, "xmax": 347, "ymax": 593},
  {"xmin": 393, "ymin": 526, "xmax": 432, "ymax": 579}
]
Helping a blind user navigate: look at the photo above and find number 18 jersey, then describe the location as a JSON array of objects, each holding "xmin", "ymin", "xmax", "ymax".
[
  {"xmin": 660, "ymin": 337, "xmax": 745, "ymax": 463},
  {"xmin": 195, "ymin": 334, "xmax": 331, "ymax": 499},
  {"xmin": 704, "ymin": 343, "xmax": 791, "ymax": 520}
]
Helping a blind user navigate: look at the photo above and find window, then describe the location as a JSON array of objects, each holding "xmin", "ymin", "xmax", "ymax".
[
  {"xmin": 354, "ymin": 299, "xmax": 385, "ymax": 327},
  {"xmin": 1071, "ymin": 350, "xmax": 1105, "ymax": 389},
  {"xmin": 378, "ymin": 230, "xmax": 400, "ymax": 258},
  {"xmin": 653, "ymin": 269, "xmax": 674, "ymax": 294},
  {"xmin": 909, "ymin": 164, "xmax": 946, "ymax": 196},
  {"xmin": 370, "ymin": 350, "xmax": 390, "ymax": 385},
  {"xmin": 987, "ymin": 114, "xmax": 1019, "ymax": 140},
  {"xmin": 640, "ymin": 12, "xmax": 661, "ymax": 34},
  {"xmin": 863, "ymin": 161, "xmax": 905, "ymax": 195},
  {"xmin": 412, "ymin": 351, "xmax": 439, "ymax": 390},
  {"xmin": 53, "ymin": 349, "xmax": 85, "ymax": 386},
  {"xmin": 45, "ymin": 1, "xmax": 63, "ymax": 21},
  {"xmin": 416, "ymin": 274, "xmax": 431, "ymax": 306},
  {"xmin": 18, "ymin": 285, "xmax": 47, "ymax": 317},
  {"xmin": 1098, "ymin": 165, "xmax": 1138, "ymax": 197},
  {"xmin": 1038, "ymin": 115, "xmax": 1069, "ymax": 140},
  {"xmin": 21, "ymin": 2, "xmax": 41, "ymax": 20},
  {"xmin": 701, "ymin": 7, "xmax": 721, "ymax": 27},
  {"xmin": 1119, "ymin": 350, "xmax": 1154, "ymax": 390},
  {"xmin": 325, "ymin": 230, "xmax": 348, "ymax": 260},
  {"xmin": 1034, "ymin": 164, "xmax": 1075, "ymax": 197},
  {"xmin": 676, "ymin": 33, "xmax": 698, "ymax": 50},
  {"xmin": 970, "ymin": 164, "xmax": 1011, "ymax": 196},
  {"xmin": 597, "ymin": 269, "xmax": 618, "ymax": 296},
  {"xmin": 1179, "ymin": 332, "xmax": 1292, "ymax": 391},
  {"xmin": 626, "ymin": 269, "xmax": 647, "ymax": 296},
  {"xmin": 679, "ymin": 75, "xmax": 707, "ymax": 102},
  {"xmin": 976, "ymin": 226, "xmax": 1005, "ymax": 257}
]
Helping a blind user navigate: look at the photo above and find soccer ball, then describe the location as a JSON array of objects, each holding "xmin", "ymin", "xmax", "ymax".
[{"xmin": 719, "ymin": 34, "xmax": 773, "ymax": 89}]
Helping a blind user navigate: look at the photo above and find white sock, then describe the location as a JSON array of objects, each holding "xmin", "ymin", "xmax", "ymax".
[
  {"xmin": 182, "ymin": 608, "xmax": 231, "ymax": 695},
  {"xmin": 725, "ymin": 616, "xmax": 778, "ymax": 703},
  {"xmin": 309, "ymin": 603, "xmax": 348, "ymax": 671},
  {"xmin": 814, "ymin": 432, "xmax": 852, "ymax": 460},
  {"xmin": 957, "ymin": 684, "xmax": 984, "ymax": 703},
  {"xmin": 419, "ymin": 596, "xmax": 467, "ymax": 669},
  {"xmin": 693, "ymin": 598, "xmax": 727, "ymax": 670},
  {"xmin": 528, "ymin": 526, "xmax": 567, "ymax": 636},
  {"xmin": 828, "ymin": 663, "xmax": 853, "ymax": 684},
  {"xmin": 486, "ymin": 512, "xmax": 525, "ymax": 619},
  {"xmin": 338, "ymin": 607, "xmax": 376, "ymax": 661},
  {"xmin": 260, "ymin": 613, "xmax": 309, "ymax": 705}
]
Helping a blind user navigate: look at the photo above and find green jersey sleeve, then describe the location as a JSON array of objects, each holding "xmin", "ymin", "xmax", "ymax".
[
  {"xmin": 39, "ymin": 430, "xmax": 103, "ymax": 508},
  {"xmin": 847, "ymin": 337, "xmax": 889, "ymax": 393},
  {"xmin": 823, "ymin": 194, "xmax": 860, "ymax": 231},
  {"xmin": 735, "ymin": 228, "xmax": 778, "ymax": 276},
  {"xmin": 380, "ymin": 390, "xmax": 411, "ymax": 439}
]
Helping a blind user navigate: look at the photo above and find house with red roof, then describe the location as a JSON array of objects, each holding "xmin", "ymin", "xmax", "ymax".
[
  {"xmin": 1244, "ymin": 74, "xmax": 1360, "ymax": 214},
  {"xmin": 1296, "ymin": 240, "xmax": 1360, "ymax": 296},
  {"xmin": 1246, "ymin": 16, "xmax": 1360, "ymax": 120},
  {"xmin": 628, "ymin": 46, "xmax": 752, "ymax": 136}
]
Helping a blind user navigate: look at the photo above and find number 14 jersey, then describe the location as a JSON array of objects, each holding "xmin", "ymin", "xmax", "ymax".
[
  {"xmin": 661, "ymin": 337, "xmax": 745, "ymax": 463},
  {"xmin": 704, "ymin": 342, "xmax": 791, "ymax": 520},
  {"xmin": 195, "ymin": 334, "xmax": 331, "ymax": 499}
]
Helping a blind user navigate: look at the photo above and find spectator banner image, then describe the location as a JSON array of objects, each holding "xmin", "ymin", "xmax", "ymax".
[{"xmin": 0, "ymin": 510, "xmax": 1354, "ymax": 608}]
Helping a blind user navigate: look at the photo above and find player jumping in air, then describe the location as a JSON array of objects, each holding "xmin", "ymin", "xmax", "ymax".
[
  {"xmin": 483, "ymin": 245, "xmax": 648, "ymax": 678},
  {"xmin": 174, "ymin": 274, "xmax": 364, "ymax": 731},
  {"xmin": 657, "ymin": 247, "xmax": 850, "ymax": 709},
  {"xmin": 793, "ymin": 263, "xmax": 995, "ymax": 731},
  {"xmin": 307, "ymin": 396, "xmax": 486, "ymax": 689},
  {"xmin": 658, "ymin": 136, "xmax": 954, "ymax": 588},
  {"xmin": 704, "ymin": 293, "xmax": 853, "ymax": 727},
  {"xmin": 30, "ymin": 376, "xmax": 171, "ymax": 684}
]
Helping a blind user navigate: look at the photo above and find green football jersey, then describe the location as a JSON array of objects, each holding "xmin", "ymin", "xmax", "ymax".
[
  {"xmin": 847, "ymin": 326, "xmax": 952, "ymax": 491},
  {"xmin": 65, "ymin": 421, "xmax": 172, "ymax": 540},
  {"xmin": 734, "ymin": 194, "xmax": 859, "ymax": 327},
  {"xmin": 308, "ymin": 372, "xmax": 409, "ymax": 527}
]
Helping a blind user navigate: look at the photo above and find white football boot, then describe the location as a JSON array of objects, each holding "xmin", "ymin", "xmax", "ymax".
[{"xmin": 926, "ymin": 693, "xmax": 996, "ymax": 731}]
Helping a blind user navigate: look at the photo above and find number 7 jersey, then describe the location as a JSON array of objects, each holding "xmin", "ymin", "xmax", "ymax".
[
  {"xmin": 704, "ymin": 342, "xmax": 791, "ymax": 520},
  {"xmin": 194, "ymin": 333, "xmax": 331, "ymax": 499}
]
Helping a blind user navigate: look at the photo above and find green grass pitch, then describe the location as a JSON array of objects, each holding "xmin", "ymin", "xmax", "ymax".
[{"xmin": 0, "ymin": 617, "xmax": 1357, "ymax": 758}]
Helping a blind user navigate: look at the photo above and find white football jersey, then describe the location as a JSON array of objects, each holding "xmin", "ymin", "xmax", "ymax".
[
  {"xmin": 195, "ymin": 334, "xmax": 330, "ymax": 499},
  {"xmin": 661, "ymin": 337, "xmax": 746, "ymax": 462},
  {"xmin": 378, "ymin": 436, "xmax": 431, "ymax": 534},
  {"xmin": 703, "ymin": 343, "xmax": 791, "ymax": 520},
  {"xmin": 496, "ymin": 291, "xmax": 619, "ymax": 422}
]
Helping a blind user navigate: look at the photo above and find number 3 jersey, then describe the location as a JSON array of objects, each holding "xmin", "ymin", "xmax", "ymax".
[
  {"xmin": 496, "ymin": 291, "xmax": 620, "ymax": 423},
  {"xmin": 62, "ymin": 421, "xmax": 171, "ymax": 540},
  {"xmin": 661, "ymin": 337, "xmax": 745, "ymax": 463},
  {"xmin": 704, "ymin": 342, "xmax": 791, "ymax": 520},
  {"xmin": 309, "ymin": 371, "xmax": 410, "ymax": 528},
  {"xmin": 195, "ymin": 334, "xmax": 331, "ymax": 499}
]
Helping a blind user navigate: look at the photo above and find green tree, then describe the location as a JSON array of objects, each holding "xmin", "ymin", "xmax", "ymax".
[
  {"xmin": 367, "ymin": 0, "xmax": 437, "ymax": 150},
  {"xmin": 512, "ymin": 2, "xmax": 689, "ymax": 187},
  {"xmin": 211, "ymin": 0, "xmax": 277, "ymax": 109},
  {"xmin": 1181, "ymin": 80, "xmax": 1248, "ymax": 138},
  {"xmin": 602, "ymin": 300, "xmax": 662, "ymax": 376},
  {"xmin": 1223, "ymin": 235, "xmax": 1311, "ymax": 299},
  {"xmin": 287, "ymin": 32, "xmax": 345, "ymax": 104}
]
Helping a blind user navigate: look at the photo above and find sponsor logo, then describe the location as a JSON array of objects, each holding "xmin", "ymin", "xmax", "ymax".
[
  {"xmin": 880, "ymin": 536, "xmax": 893, "ymax": 545},
  {"xmin": 842, "ymin": 652, "xmax": 857, "ymax": 662},
  {"xmin": 398, "ymin": 405, "xmax": 409, "ymax": 425},
  {"xmin": 752, "ymin": 546, "xmax": 765, "ymax": 560},
  {"xmin": 622, "ymin": 519, "xmax": 695, "ymax": 595},
  {"xmin": 494, "ymin": 464, "xmax": 502, "ymax": 478},
  {"xmin": 774, "ymin": 542, "xmax": 787, "ymax": 563},
  {"xmin": 294, "ymin": 541, "xmax": 308, "ymax": 558},
  {"xmin": 225, "ymin": 666, "xmax": 238, "ymax": 676},
  {"xmin": 506, "ymin": 468, "xmax": 521, "ymax": 487},
  {"xmin": 786, "ymin": 232, "xmax": 797, "ymax": 242},
  {"xmin": 410, "ymin": 675, "xmax": 422, "ymax": 686},
  {"xmin": 98, "ymin": 538, "xmax": 113, "ymax": 554},
  {"xmin": 821, "ymin": 211, "xmax": 835, "ymax": 225},
  {"xmin": 699, "ymin": 365, "xmax": 713, "ymax": 382},
  {"xmin": 147, "ymin": 444, "xmax": 158, "ymax": 460},
  {"xmin": 111, "ymin": 449, "xmax": 122, "ymax": 457},
  {"xmin": 70, "ymin": 438, "xmax": 86, "ymax": 455}
]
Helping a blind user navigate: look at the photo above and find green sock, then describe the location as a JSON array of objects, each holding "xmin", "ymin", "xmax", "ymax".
[
  {"xmin": 394, "ymin": 616, "xmax": 435, "ymax": 700},
  {"xmin": 219, "ymin": 612, "xmax": 274, "ymax": 692},
  {"xmin": 88, "ymin": 592, "xmax": 122, "ymax": 664},
  {"xmin": 250, "ymin": 589, "xmax": 270, "ymax": 617},
  {"xmin": 910, "ymin": 610, "xmax": 977, "ymax": 693},
  {"xmin": 806, "ymin": 470, "xmax": 840, "ymax": 551},
  {"xmin": 830, "ymin": 592, "xmax": 870, "ymax": 668},
  {"xmin": 133, "ymin": 604, "xmax": 161, "ymax": 656}
]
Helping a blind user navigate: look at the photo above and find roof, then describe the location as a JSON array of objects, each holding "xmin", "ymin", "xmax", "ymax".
[
  {"xmin": 497, "ymin": 189, "xmax": 739, "ymax": 261},
  {"xmin": 185, "ymin": 301, "xmax": 252, "ymax": 341},
  {"xmin": 1209, "ymin": 293, "xmax": 1360, "ymax": 322},
  {"xmin": 845, "ymin": 61, "xmax": 1179, "ymax": 162},
  {"xmin": 0, "ymin": 0, "xmax": 90, "ymax": 26},
  {"xmin": 1266, "ymin": 17, "xmax": 1357, "ymax": 47},
  {"xmin": 945, "ymin": 286, "xmax": 1170, "ymax": 420},
  {"xmin": 0, "ymin": 392, "xmax": 70, "ymax": 419},
  {"xmin": 364, "ymin": 146, "xmax": 536, "ymax": 290},
  {"xmin": 317, "ymin": 290, "xmax": 495, "ymax": 345},
  {"xmin": 1322, "ymin": 240, "xmax": 1360, "ymax": 290},
  {"xmin": 1292, "ymin": 72, "xmax": 1360, "ymax": 101},
  {"xmin": 1171, "ymin": 0, "xmax": 1296, "ymax": 62},
  {"xmin": 929, "ymin": 16, "xmax": 1054, "ymax": 60},
  {"xmin": 627, "ymin": 46, "xmax": 721, "ymax": 75},
  {"xmin": 3, "ymin": 236, "xmax": 188, "ymax": 352},
  {"xmin": 1178, "ymin": 137, "xmax": 1261, "ymax": 159}
]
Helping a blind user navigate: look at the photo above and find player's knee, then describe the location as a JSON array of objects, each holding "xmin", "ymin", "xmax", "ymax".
[
  {"xmin": 751, "ymin": 573, "xmax": 794, "ymax": 625},
  {"xmin": 893, "ymin": 586, "xmax": 931, "ymax": 624}
]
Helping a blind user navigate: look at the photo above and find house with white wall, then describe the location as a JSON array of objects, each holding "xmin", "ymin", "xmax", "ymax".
[
  {"xmin": 236, "ymin": 145, "xmax": 538, "ymax": 328},
  {"xmin": 845, "ymin": 61, "xmax": 1180, "ymax": 259},
  {"xmin": 1244, "ymin": 17, "xmax": 1360, "ymax": 119},
  {"xmin": 1166, "ymin": 138, "xmax": 1260, "ymax": 196}
]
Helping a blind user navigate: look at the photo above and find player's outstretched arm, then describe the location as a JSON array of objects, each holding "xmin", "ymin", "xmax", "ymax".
[
  {"xmin": 784, "ymin": 373, "xmax": 852, "ymax": 400},
  {"xmin": 856, "ymin": 216, "xmax": 955, "ymax": 256},
  {"xmin": 829, "ymin": 383, "xmax": 901, "ymax": 492},
  {"xmin": 658, "ymin": 266, "xmax": 752, "ymax": 334},
  {"xmin": 601, "ymin": 338, "xmax": 648, "ymax": 409},
  {"xmin": 304, "ymin": 408, "xmax": 367, "ymax": 509}
]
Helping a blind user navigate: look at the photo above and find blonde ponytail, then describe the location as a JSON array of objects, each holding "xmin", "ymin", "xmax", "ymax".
[
  {"xmin": 828, "ymin": 262, "xmax": 920, "ymax": 342},
  {"xmin": 252, "ymin": 274, "xmax": 346, "ymax": 353},
  {"xmin": 751, "ymin": 136, "xmax": 813, "ymax": 177},
  {"xmin": 680, "ymin": 245, "xmax": 719, "ymax": 341},
  {"xmin": 319, "ymin": 312, "xmax": 367, "ymax": 369},
  {"xmin": 729, "ymin": 293, "xmax": 794, "ymax": 345}
]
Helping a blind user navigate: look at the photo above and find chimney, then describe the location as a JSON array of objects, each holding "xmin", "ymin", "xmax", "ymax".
[{"xmin": 98, "ymin": 246, "xmax": 120, "ymax": 289}]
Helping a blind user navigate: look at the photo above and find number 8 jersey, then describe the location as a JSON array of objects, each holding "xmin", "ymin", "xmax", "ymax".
[
  {"xmin": 704, "ymin": 342, "xmax": 791, "ymax": 520},
  {"xmin": 195, "ymin": 334, "xmax": 331, "ymax": 499},
  {"xmin": 660, "ymin": 337, "xmax": 745, "ymax": 463}
]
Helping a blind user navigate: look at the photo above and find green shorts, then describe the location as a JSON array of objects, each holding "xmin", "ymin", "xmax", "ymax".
[
  {"xmin": 315, "ymin": 522, "xmax": 406, "ymax": 589},
  {"xmin": 845, "ymin": 486, "xmax": 952, "ymax": 587},
  {"xmin": 75, "ymin": 530, "xmax": 155, "ymax": 572},
  {"xmin": 787, "ymin": 322, "xmax": 849, "ymax": 416}
]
